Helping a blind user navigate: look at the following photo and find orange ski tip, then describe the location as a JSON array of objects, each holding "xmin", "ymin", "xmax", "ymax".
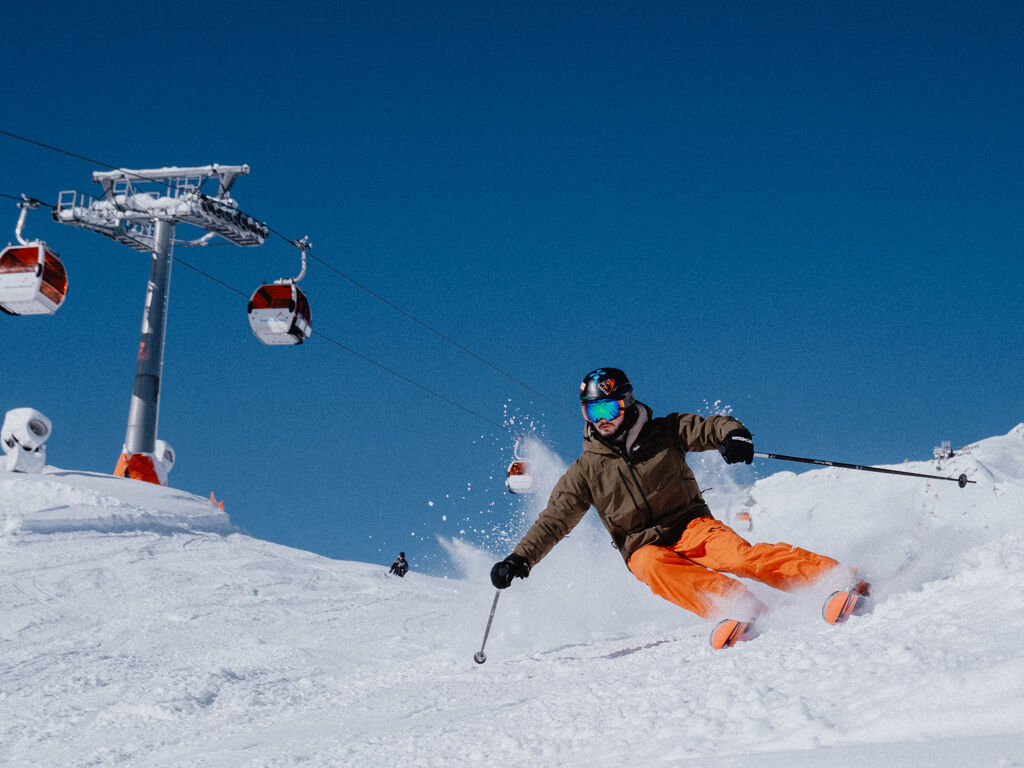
[
  {"xmin": 823, "ymin": 589, "xmax": 868, "ymax": 624},
  {"xmin": 822, "ymin": 591, "xmax": 849, "ymax": 624},
  {"xmin": 710, "ymin": 619, "xmax": 757, "ymax": 650}
]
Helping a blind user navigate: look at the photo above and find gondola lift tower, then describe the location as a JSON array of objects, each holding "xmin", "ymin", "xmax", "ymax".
[{"xmin": 53, "ymin": 165, "xmax": 268, "ymax": 485}]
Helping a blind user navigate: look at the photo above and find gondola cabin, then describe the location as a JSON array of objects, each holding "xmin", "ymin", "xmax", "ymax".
[
  {"xmin": 0, "ymin": 243, "xmax": 68, "ymax": 315},
  {"xmin": 247, "ymin": 283, "xmax": 312, "ymax": 345},
  {"xmin": 505, "ymin": 460, "xmax": 534, "ymax": 494}
]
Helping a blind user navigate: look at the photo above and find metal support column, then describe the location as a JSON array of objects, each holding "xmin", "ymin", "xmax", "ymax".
[{"xmin": 117, "ymin": 219, "xmax": 174, "ymax": 482}]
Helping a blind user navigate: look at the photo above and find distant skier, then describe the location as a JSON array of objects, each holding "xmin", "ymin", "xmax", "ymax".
[
  {"xmin": 389, "ymin": 552, "xmax": 409, "ymax": 577},
  {"xmin": 489, "ymin": 368, "xmax": 870, "ymax": 649}
]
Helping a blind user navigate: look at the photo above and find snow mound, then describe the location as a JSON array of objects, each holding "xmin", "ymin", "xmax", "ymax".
[{"xmin": 0, "ymin": 467, "xmax": 236, "ymax": 537}]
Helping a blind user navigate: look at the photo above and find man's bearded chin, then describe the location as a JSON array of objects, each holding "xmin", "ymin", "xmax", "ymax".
[{"xmin": 606, "ymin": 418, "xmax": 630, "ymax": 442}]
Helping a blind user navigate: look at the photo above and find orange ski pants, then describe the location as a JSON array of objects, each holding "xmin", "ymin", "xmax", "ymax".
[{"xmin": 627, "ymin": 516, "xmax": 839, "ymax": 620}]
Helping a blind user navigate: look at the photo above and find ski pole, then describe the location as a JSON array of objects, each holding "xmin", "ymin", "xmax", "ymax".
[
  {"xmin": 754, "ymin": 451, "xmax": 974, "ymax": 488},
  {"xmin": 473, "ymin": 589, "xmax": 501, "ymax": 664}
]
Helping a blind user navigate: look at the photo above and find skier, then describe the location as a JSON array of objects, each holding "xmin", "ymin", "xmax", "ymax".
[
  {"xmin": 490, "ymin": 368, "xmax": 870, "ymax": 649},
  {"xmin": 389, "ymin": 552, "xmax": 409, "ymax": 577}
]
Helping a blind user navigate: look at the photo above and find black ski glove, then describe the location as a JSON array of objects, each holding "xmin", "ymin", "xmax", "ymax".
[
  {"xmin": 719, "ymin": 428, "xmax": 754, "ymax": 465},
  {"xmin": 490, "ymin": 553, "xmax": 530, "ymax": 589}
]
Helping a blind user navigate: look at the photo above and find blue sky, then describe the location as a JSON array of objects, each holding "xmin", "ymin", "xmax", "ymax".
[{"xmin": 3, "ymin": 1, "xmax": 1022, "ymax": 574}]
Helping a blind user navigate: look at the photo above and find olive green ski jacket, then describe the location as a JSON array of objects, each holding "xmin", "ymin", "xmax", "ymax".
[{"xmin": 513, "ymin": 404, "xmax": 747, "ymax": 568}]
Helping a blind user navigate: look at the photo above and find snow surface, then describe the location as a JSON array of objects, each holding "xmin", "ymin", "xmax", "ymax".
[{"xmin": 2, "ymin": 427, "xmax": 1023, "ymax": 767}]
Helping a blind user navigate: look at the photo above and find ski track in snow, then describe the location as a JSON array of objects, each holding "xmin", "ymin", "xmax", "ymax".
[{"xmin": 1, "ymin": 428, "xmax": 1023, "ymax": 767}]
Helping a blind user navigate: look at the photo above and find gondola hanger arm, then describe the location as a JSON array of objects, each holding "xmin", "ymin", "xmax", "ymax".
[
  {"xmin": 14, "ymin": 195, "xmax": 41, "ymax": 246},
  {"xmin": 275, "ymin": 236, "xmax": 311, "ymax": 285}
]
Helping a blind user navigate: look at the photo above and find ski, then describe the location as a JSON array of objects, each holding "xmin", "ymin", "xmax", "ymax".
[
  {"xmin": 822, "ymin": 581, "xmax": 873, "ymax": 624},
  {"xmin": 709, "ymin": 619, "xmax": 759, "ymax": 650}
]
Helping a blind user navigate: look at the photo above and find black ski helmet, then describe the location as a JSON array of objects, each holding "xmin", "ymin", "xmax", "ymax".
[{"xmin": 579, "ymin": 368, "xmax": 635, "ymax": 406}]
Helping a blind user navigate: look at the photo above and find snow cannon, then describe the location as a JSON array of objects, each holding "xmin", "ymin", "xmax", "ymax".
[
  {"xmin": 1, "ymin": 407, "xmax": 52, "ymax": 474},
  {"xmin": 154, "ymin": 440, "xmax": 175, "ymax": 486}
]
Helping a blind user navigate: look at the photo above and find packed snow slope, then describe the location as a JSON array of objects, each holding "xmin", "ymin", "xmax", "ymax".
[{"xmin": 2, "ymin": 426, "xmax": 1023, "ymax": 768}]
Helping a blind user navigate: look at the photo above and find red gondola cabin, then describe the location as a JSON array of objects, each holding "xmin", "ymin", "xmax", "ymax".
[
  {"xmin": 0, "ymin": 243, "xmax": 68, "ymax": 315},
  {"xmin": 247, "ymin": 282, "xmax": 312, "ymax": 345}
]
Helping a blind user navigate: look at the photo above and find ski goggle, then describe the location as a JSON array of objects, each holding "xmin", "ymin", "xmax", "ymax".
[{"xmin": 582, "ymin": 398, "xmax": 628, "ymax": 423}]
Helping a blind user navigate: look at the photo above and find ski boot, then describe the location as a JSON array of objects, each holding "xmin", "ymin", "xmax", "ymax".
[{"xmin": 822, "ymin": 580, "xmax": 872, "ymax": 624}]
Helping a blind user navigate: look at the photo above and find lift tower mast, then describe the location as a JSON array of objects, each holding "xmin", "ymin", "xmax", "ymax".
[{"xmin": 54, "ymin": 165, "xmax": 268, "ymax": 484}]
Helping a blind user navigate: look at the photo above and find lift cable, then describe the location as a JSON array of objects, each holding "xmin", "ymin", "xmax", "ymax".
[
  {"xmin": 0, "ymin": 191, "xmax": 51, "ymax": 206},
  {"xmin": 295, "ymin": 245, "xmax": 577, "ymax": 421},
  {"xmin": 0, "ymin": 129, "xmax": 115, "ymax": 170}
]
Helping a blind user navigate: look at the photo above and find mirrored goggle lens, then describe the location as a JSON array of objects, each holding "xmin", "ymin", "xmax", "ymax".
[{"xmin": 583, "ymin": 398, "xmax": 625, "ymax": 423}]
